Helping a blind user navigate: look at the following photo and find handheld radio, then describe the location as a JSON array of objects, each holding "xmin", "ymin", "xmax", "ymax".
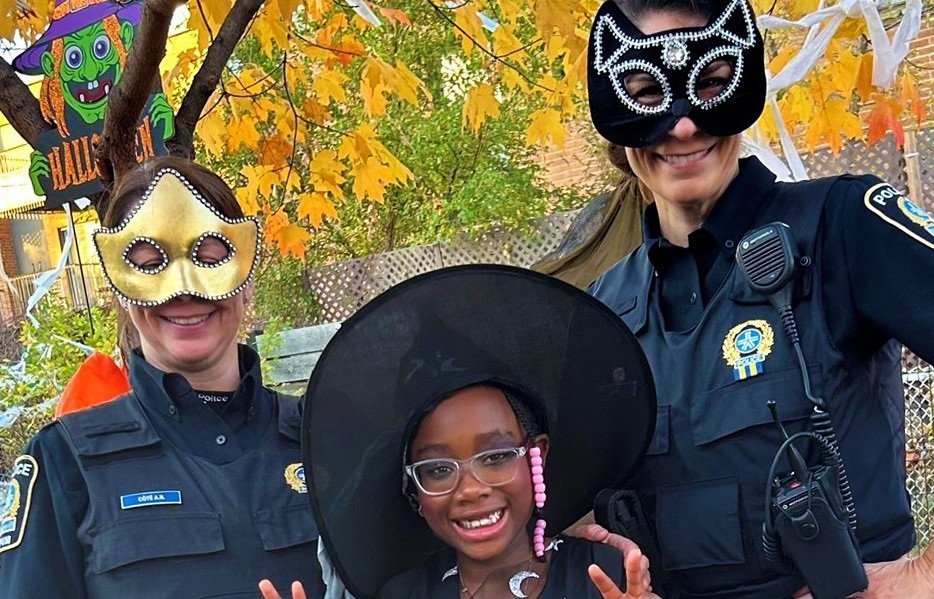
[{"xmin": 735, "ymin": 223, "xmax": 867, "ymax": 599}]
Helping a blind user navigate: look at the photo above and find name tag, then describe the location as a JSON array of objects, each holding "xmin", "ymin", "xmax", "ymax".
[{"xmin": 120, "ymin": 490, "xmax": 182, "ymax": 510}]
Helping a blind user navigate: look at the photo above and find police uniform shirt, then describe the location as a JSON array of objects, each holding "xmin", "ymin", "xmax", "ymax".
[
  {"xmin": 633, "ymin": 158, "xmax": 934, "ymax": 359},
  {"xmin": 0, "ymin": 345, "xmax": 322, "ymax": 599},
  {"xmin": 590, "ymin": 157, "xmax": 931, "ymax": 598}
]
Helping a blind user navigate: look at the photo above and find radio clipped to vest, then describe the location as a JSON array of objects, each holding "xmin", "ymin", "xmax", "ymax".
[{"xmin": 735, "ymin": 223, "xmax": 867, "ymax": 599}]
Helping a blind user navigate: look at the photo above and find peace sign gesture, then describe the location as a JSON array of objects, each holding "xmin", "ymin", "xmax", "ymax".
[{"xmin": 588, "ymin": 546, "xmax": 662, "ymax": 599}]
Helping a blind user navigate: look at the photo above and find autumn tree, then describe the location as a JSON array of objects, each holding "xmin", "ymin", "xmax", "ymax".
[{"xmin": 0, "ymin": 0, "xmax": 928, "ymax": 258}]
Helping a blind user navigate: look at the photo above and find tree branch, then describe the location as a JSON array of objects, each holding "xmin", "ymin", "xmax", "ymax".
[
  {"xmin": 166, "ymin": 0, "xmax": 268, "ymax": 158},
  {"xmin": 95, "ymin": 0, "xmax": 183, "ymax": 206},
  {"xmin": 0, "ymin": 59, "xmax": 54, "ymax": 147}
]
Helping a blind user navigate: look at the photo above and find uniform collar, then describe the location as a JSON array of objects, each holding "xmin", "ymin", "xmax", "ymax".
[
  {"xmin": 642, "ymin": 157, "xmax": 777, "ymax": 259},
  {"xmin": 128, "ymin": 345, "xmax": 263, "ymax": 423}
]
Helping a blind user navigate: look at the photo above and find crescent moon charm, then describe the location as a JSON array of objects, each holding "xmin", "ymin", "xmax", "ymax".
[{"xmin": 508, "ymin": 570, "xmax": 540, "ymax": 598}]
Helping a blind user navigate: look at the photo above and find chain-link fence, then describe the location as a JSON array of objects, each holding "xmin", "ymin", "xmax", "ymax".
[{"xmin": 904, "ymin": 350, "xmax": 934, "ymax": 553}]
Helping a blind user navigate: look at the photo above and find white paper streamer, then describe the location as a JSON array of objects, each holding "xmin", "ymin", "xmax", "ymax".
[
  {"xmin": 755, "ymin": 0, "xmax": 922, "ymax": 180},
  {"xmin": 347, "ymin": 0, "xmax": 382, "ymax": 27},
  {"xmin": 24, "ymin": 203, "xmax": 75, "ymax": 326}
]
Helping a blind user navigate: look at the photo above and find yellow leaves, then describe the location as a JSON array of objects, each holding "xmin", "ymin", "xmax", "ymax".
[
  {"xmin": 866, "ymin": 92, "xmax": 904, "ymax": 148},
  {"xmin": 241, "ymin": 164, "xmax": 279, "ymax": 198},
  {"xmin": 454, "ymin": 7, "xmax": 488, "ymax": 57},
  {"xmin": 525, "ymin": 108, "xmax": 566, "ymax": 148},
  {"xmin": 338, "ymin": 123, "xmax": 413, "ymax": 203},
  {"xmin": 361, "ymin": 77, "xmax": 389, "ymax": 117},
  {"xmin": 309, "ymin": 150, "xmax": 347, "ymax": 199},
  {"xmin": 496, "ymin": 0, "xmax": 523, "ymax": 26},
  {"xmin": 360, "ymin": 57, "xmax": 426, "ymax": 117},
  {"xmin": 305, "ymin": 0, "xmax": 335, "ymax": 22},
  {"xmin": 462, "ymin": 83, "xmax": 500, "ymax": 134},
  {"xmin": 276, "ymin": 0, "xmax": 302, "ymax": 25},
  {"xmin": 779, "ymin": 85, "xmax": 813, "ymax": 126},
  {"xmin": 351, "ymin": 158, "xmax": 395, "ymax": 203},
  {"xmin": 769, "ymin": 46, "xmax": 797, "ymax": 76},
  {"xmin": 197, "ymin": 109, "xmax": 228, "ymax": 157},
  {"xmin": 396, "ymin": 62, "xmax": 432, "ymax": 105},
  {"xmin": 804, "ymin": 97, "xmax": 862, "ymax": 155},
  {"xmin": 856, "ymin": 52, "xmax": 875, "ymax": 103},
  {"xmin": 199, "ymin": 0, "xmax": 233, "ymax": 36},
  {"xmin": 0, "ymin": 0, "xmax": 18, "ymax": 40},
  {"xmin": 265, "ymin": 208, "xmax": 310, "ymax": 259},
  {"xmin": 312, "ymin": 70, "xmax": 348, "ymax": 106},
  {"xmin": 254, "ymin": 6, "xmax": 290, "ymax": 57},
  {"xmin": 534, "ymin": 0, "xmax": 579, "ymax": 40},
  {"xmin": 296, "ymin": 192, "xmax": 338, "ymax": 228},
  {"xmin": 227, "ymin": 118, "xmax": 262, "ymax": 154},
  {"xmin": 834, "ymin": 17, "xmax": 867, "ymax": 40},
  {"xmin": 501, "ymin": 67, "xmax": 531, "ymax": 93}
]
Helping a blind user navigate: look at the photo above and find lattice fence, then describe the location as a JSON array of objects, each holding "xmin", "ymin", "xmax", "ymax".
[
  {"xmin": 802, "ymin": 134, "xmax": 908, "ymax": 190},
  {"xmin": 916, "ymin": 128, "xmax": 934, "ymax": 213},
  {"xmin": 904, "ymin": 350, "xmax": 934, "ymax": 553},
  {"xmin": 303, "ymin": 211, "xmax": 579, "ymax": 324}
]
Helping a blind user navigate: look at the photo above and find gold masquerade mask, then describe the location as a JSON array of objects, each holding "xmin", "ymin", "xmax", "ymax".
[{"xmin": 93, "ymin": 168, "xmax": 260, "ymax": 306}]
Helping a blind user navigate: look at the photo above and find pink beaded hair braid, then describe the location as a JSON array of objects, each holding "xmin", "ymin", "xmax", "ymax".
[{"xmin": 530, "ymin": 446, "xmax": 547, "ymax": 558}]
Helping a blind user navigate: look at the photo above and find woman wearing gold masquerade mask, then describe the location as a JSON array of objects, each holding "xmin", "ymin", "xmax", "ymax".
[{"xmin": 0, "ymin": 157, "xmax": 326, "ymax": 599}]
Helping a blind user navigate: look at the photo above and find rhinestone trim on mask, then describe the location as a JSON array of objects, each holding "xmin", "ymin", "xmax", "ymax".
[
  {"xmin": 94, "ymin": 167, "xmax": 262, "ymax": 307},
  {"xmin": 190, "ymin": 232, "xmax": 237, "ymax": 269},
  {"xmin": 591, "ymin": 0, "xmax": 757, "ymax": 113},
  {"xmin": 661, "ymin": 39, "xmax": 690, "ymax": 69},
  {"xmin": 122, "ymin": 237, "xmax": 169, "ymax": 274},
  {"xmin": 687, "ymin": 46, "xmax": 745, "ymax": 109},
  {"xmin": 607, "ymin": 59, "xmax": 672, "ymax": 116}
]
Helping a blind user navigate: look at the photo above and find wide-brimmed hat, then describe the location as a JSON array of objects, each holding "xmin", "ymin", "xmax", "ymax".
[
  {"xmin": 302, "ymin": 265, "xmax": 656, "ymax": 599},
  {"xmin": 13, "ymin": 0, "xmax": 142, "ymax": 75}
]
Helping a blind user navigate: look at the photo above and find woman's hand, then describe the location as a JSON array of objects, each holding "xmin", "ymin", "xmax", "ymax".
[
  {"xmin": 589, "ymin": 546, "xmax": 662, "ymax": 599},
  {"xmin": 258, "ymin": 579, "xmax": 307, "ymax": 599}
]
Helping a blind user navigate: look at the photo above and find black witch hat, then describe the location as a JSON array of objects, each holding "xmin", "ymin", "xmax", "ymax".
[{"xmin": 302, "ymin": 265, "xmax": 656, "ymax": 599}]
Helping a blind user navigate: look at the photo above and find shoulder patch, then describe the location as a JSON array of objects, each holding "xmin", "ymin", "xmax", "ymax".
[
  {"xmin": 0, "ymin": 455, "xmax": 39, "ymax": 554},
  {"xmin": 863, "ymin": 183, "xmax": 934, "ymax": 250}
]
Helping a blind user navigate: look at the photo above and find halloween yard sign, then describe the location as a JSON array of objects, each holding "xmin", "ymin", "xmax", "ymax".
[{"xmin": 13, "ymin": 0, "xmax": 174, "ymax": 207}]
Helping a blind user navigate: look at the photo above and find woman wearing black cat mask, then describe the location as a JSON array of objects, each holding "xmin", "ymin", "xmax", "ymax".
[{"xmin": 586, "ymin": 0, "xmax": 934, "ymax": 597}]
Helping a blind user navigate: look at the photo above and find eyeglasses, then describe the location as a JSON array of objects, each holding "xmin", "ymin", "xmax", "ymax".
[{"xmin": 405, "ymin": 447, "xmax": 529, "ymax": 496}]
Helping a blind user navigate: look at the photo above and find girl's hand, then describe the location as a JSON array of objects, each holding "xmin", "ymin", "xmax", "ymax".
[
  {"xmin": 588, "ymin": 546, "xmax": 662, "ymax": 599},
  {"xmin": 258, "ymin": 579, "xmax": 307, "ymax": 599}
]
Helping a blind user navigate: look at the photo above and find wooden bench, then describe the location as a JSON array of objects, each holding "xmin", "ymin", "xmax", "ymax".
[{"xmin": 255, "ymin": 322, "xmax": 341, "ymax": 395}]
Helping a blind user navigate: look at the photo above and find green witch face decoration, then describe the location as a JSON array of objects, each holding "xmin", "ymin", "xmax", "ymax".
[
  {"xmin": 13, "ymin": 0, "xmax": 173, "ymax": 204},
  {"xmin": 40, "ymin": 19, "xmax": 134, "ymax": 128}
]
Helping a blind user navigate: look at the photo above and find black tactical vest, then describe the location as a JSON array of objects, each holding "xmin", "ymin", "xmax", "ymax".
[
  {"xmin": 592, "ymin": 176, "xmax": 914, "ymax": 598},
  {"xmin": 56, "ymin": 393, "xmax": 323, "ymax": 599}
]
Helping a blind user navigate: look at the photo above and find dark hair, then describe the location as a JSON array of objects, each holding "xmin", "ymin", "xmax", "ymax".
[
  {"xmin": 103, "ymin": 155, "xmax": 243, "ymax": 227},
  {"xmin": 613, "ymin": 0, "xmax": 715, "ymax": 24},
  {"xmin": 105, "ymin": 156, "xmax": 243, "ymax": 353}
]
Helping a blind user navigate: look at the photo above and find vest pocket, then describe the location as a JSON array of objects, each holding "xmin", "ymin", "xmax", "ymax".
[
  {"xmin": 255, "ymin": 504, "xmax": 319, "ymax": 551},
  {"xmin": 89, "ymin": 513, "xmax": 224, "ymax": 574},
  {"xmin": 690, "ymin": 365, "xmax": 820, "ymax": 446},
  {"xmin": 655, "ymin": 478, "xmax": 744, "ymax": 570}
]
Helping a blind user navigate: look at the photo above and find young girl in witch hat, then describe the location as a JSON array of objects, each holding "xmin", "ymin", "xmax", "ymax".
[{"xmin": 261, "ymin": 265, "xmax": 660, "ymax": 599}]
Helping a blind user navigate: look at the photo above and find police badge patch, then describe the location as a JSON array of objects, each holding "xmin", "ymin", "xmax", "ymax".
[
  {"xmin": 0, "ymin": 455, "xmax": 39, "ymax": 554},
  {"xmin": 284, "ymin": 463, "xmax": 307, "ymax": 494},
  {"xmin": 864, "ymin": 183, "xmax": 934, "ymax": 250},
  {"xmin": 722, "ymin": 320, "xmax": 774, "ymax": 381}
]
